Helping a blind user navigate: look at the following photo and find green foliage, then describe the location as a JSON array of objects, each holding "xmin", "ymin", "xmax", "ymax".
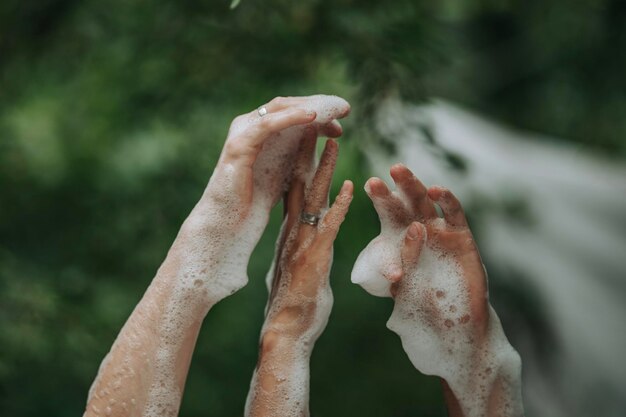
[{"xmin": 0, "ymin": 0, "xmax": 623, "ymax": 416}]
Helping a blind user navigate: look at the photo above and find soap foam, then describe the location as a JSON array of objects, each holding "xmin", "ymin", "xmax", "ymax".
[
  {"xmin": 352, "ymin": 196, "xmax": 523, "ymax": 417},
  {"xmin": 86, "ymin": 95, "xmax": 350, "ymax": 417}
]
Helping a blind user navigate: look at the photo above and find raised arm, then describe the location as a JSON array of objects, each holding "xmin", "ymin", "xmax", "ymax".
[
  {"xmin": 83, "ymin": 96, "xmax": 350, "ymax": 417},
  {"xmin": 245, "ymin": 135, "xmax": 353, "ymax": 417},
  {"xmin": 352, "ymin": 164, "xmax": 524, "ymax": 417}
]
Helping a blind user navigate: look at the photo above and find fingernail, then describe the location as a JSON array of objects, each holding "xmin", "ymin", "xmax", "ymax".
[
  {"xmin": 305, "ymin": 110, "xmax": 316, "ymax": 118},
  {"xmin": 428, "ymin": 187, "xmax": 442, "ymax": 200},
  {"xmin": 407, "ymin": 223, "xmax": 420, "ymax": 240},
  {"xmin": 341, "ymin": 180, "xmax": 353, "ymax": 195}
]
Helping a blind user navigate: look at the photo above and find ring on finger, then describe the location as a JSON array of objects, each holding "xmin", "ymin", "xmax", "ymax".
[
  {"xmin": 300, "ymin": 211, "xmax": 320, "ymax": 226},
  {"xmin": 258, "ymin": 106, "xmax": 268, "ymax": 117}
]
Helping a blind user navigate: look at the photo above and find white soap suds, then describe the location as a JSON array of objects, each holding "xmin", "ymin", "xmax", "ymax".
[
  {"xmin": 351, "ymin": 230, "xmax": 403, "ymax": 298},
  {"xmin": 86, "ymin": 95, "xmax": 350, "ymax": 417},
  {"xmin": 352, "ymin": 196, "xmax": 523, "ymax": 417}
]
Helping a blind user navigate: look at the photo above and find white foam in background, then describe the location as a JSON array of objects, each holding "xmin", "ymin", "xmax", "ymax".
[{"xmin": 364, "ymin": 96, "xmax": 626, "ymax": 417}]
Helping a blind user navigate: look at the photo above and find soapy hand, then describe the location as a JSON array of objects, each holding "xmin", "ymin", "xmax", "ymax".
[
  {"xmin": 203, "ymin": 96, "xmax": 347, "ymax": 219},
  {"xmin": 245, "ymin": 132, "xmax": 353, "ymax": 417},
  {"xmin": 175, "ymin": 95, "xmax": 351, "ymax": 304},
  {"xmin": 352, "ymin": 164, "xmax": 523, "ymax": 417},
  {"xmin": 263, "ymin": 134, "xmax": 353, "ymax": 344},
  {"xmin": 370, "ymin": 164, "xmax": 489, "ymax": 332}
]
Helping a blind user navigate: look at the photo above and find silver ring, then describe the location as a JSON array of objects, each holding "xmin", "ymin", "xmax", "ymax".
[
  {"xmin": 258, "ymin": 106, "xmax": 268, "ymax": 117},
  {"xmin": 300, "ymin": 211, "xmax": 320, "ymax": 226}
]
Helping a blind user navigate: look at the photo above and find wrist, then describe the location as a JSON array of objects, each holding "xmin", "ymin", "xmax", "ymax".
[
  {"xmin": 442, "ymin": 342, "xmax": 523, "ymax": 417},
  {"xmin": 164, "ymin": 200, "xmax": 261, "ymax": 305},
  {"xmin": 246, "ymin": 329, "xmax": 312, "ymax": 417},
  {"xmin": 156, "ymin": 227, "xmax": 248, "ymax": 308},
  {"xmin": 179, "ymin": 198, "xmax": 233, "ymax": 240}
]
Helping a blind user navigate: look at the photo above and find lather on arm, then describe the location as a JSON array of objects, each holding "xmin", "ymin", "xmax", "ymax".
[
  {"xmin": 83, "ymin": 96, "xmax": 350, "ymax": 417},
  {"xmin": 352, "ymin": 164, "xmax": 524, "ymax": 417},
  {"xmin": 245, "ymin": 134, "xmax": 353, "ymax": 417}
]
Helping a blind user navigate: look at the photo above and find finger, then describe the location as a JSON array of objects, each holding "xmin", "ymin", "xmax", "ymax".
[
  {"xmin": 292, "ymin": 127, "xmax": 317, "ymax": 183},
  {"xmin": 285, "ymin": 177, "xmax": 305, "ymax": 225},
  {"xmin": 428, "ymin": 186, "xmax": 468, "ymax": 227},
  {"xmin": 285, "ymin": 131, "xmax": 316, "ymax": 222},
  {"xmin": 317, "ymin": 180, "xmax": 354, "ymax": 243},
  {"xmin": 303, "ymin": 139, "xmax": 339, "ymax": 214},
  {"xmin": 401, "ymin": 222, "xmax": 427, "ymax": 268},
  {"xmin": 256, "ymin": 96, "xmax": 349, "ymax": 120},
  {"xmin": 250, "ymin": 107, "xmax": 316, "ymax": 143},
  {"xmin": 390, "ymin": 163, "xmax": 437, "ymax": 221},
  {"xmin": 364, "ymin": 177, "xmax": 411, "ymax": 225},
  {"xmin": 278, "ymin": 179, "xmax": 304, "ymax": 275},
  {"xmin": 225, "ymin": 107, "xmax": 316, "ymax": 164},
  {"xmin": 319, "ymin": 120, "xmax": 343, "ymax": 138},
  {"xmin": 260, "ymin": 96, "xmax": 310, "ymax": 113}
]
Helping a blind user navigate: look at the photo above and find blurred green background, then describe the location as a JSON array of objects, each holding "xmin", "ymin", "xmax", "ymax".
[{"xmin": 1, "ymin": 1, "xmax": 625, "ymax": 416}]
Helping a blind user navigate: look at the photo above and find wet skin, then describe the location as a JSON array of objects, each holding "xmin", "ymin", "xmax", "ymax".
[
  {"xmin": 364, "ymin": 164, "xmax": 523, "ymax": 417},
  {"xmin": 246, "ymin": 133, "xmax": 353, "ymax": 417},
  {"xmin": 84, "ymin": 96, "xmax": 349, "ymax": 417}
]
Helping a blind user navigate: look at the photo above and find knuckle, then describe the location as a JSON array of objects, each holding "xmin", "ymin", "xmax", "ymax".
[
  {"xmin": 296, "ymin": 253, "xmax": 312, "ymax": 268},
  {"xmin": 257, "ymin": 116, "xmax": 273, "ymax": 131},
  {"xmin": 270, "ymin": 96, "xmax": 285, "ymax": 106},
  {"xmin": 224, "ymin": 138, "xmax": 257, "ymax": 161},
  {"xmin": 223, "ymin": 140, "xmax": 243, "ymax": 157}
]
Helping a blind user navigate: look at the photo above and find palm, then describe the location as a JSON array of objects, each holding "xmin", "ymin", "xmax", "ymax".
[
  {"xmin": 352, "ymin": 164, "xmax": 489, "ymax": 329},
  {"xmin": 425, "ymin": 222, "xmax": 489, "ymax": 328}
]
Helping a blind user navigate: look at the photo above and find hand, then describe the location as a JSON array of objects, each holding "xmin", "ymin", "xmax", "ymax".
[
  {"xmin": 173, "ymin": 95, "xmax": 350, "ymax": 303},
  {"xmin": 84, "ymin": 97, "xmax": 351, "ymax": 417},
  {"xmin": 352, "ymin": 164, "xmax": 523, "ymax": 417},
  {"xmin": 263, "ymin": 134, "xmax": 353, "ymax": 344},
  {"xmin": 372, "ymin": 164, "xmax": 489, "ymax": 333},
  {"xmin": 245, "ymin": 134, "xmax": 353, "ymax": 417},
  {"xmin": 204, "ymin": 95, "xmax": 348, "ymax": 219}
]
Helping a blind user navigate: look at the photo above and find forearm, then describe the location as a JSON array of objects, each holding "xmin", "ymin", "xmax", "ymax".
[
  {"xmin": 84, "ymin": 280, "xmax": 210, "ymax": 416},
  {"xmin": 84, "ymin": 224, "xmax": 226, "ymax": 417},
  {"xmin": 441, "ymin": 335, "xmax": 524, "ymax": 417},
  {"xmin": 486, "ymin": 347, "xmax": 524, "ymax": 417},
  {"xmin": 245, "ymin": 331, "xmax": 312, "ymax": 417}
]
